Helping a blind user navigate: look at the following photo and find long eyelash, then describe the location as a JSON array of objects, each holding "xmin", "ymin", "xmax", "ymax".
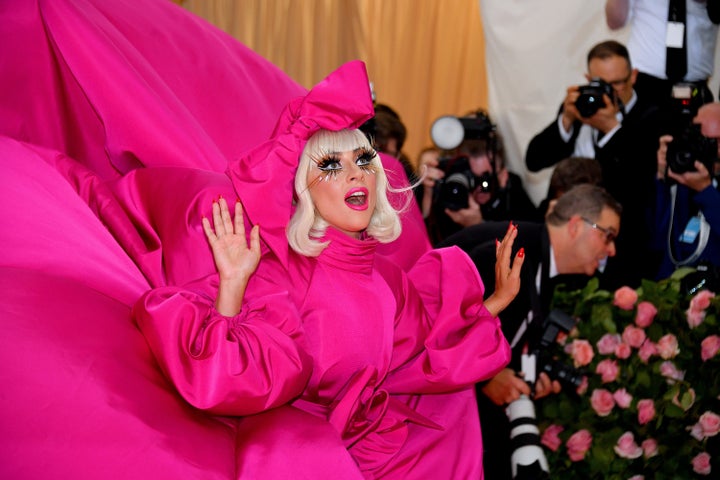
[
  {"xmin": 309, "ymin": 148, "xmax": 379, "ymax": 187},
  {"xmin": 357, "ymin": 148, "xmax": 378, "ymax": 175},
  {"xmin": 315, "ymin": 154, "xmax": 341, "ymax": 171},
  {"xmin": 312, "ymin": 154, "xmax": 342, "ymax": 181}
]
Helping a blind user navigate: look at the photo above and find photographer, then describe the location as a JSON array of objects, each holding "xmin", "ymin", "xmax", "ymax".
[
  {"xmin": 654, "ymin": 101, "xmax": 720, "ymax": 279},
  {"xmin": 526, "ymin": 40, "xmax": 662, "ymax": 291},
  {"xmin": 424, "ymin": 110, "xmax": 539, "ymax": 245},
  {"xmin": 439, "ymin": 184, "xmax": 623, "ymax": 480}
]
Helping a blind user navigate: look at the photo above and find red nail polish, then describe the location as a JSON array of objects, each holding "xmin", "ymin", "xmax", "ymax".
[{"xmin": 518, "ymin": 247, "xmax": 525, "ymax": 258}]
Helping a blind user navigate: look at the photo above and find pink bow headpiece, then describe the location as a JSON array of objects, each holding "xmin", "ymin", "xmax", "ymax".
[{"xmin": 226, "ymin": 60, "xmax": 375, "ymax": 268}]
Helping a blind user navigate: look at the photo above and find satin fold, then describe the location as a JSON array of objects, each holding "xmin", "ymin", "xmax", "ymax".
[{"xmin": 1, "ymin": 0, "xmax": 505, "ymax": 478}]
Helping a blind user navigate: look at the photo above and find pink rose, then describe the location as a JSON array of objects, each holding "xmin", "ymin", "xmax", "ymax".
[
  {"xmin": 701, "ymin": 335, "xmax": 720, "ymax": 362},
  {"xmin": 635, "ymin": 301, "xmax": 657, "ymax": 328},
  {"xmin": 656, "ymin": 334, "xmax": 680, "ymax": 359},
  {"xmin": 690, "ymin": 289, "xmax": 715, "ymax": 312},
  {"xmin": 576, "ymin": 375, "xmax": 588, "ymax": 395},
  {"xmin": 613, "ymin": 388, "xmax": 633, "ymax": 409},
  {"xmin": 672, "ymin": 388, "xmax": 696, "ymax": 411},
  {"xmin": 622, "ymin": 325, "xmax": 646, "ymax": 349},
  {"xmin": 615, "ymin": 342, "xmax": 631, "ymax": 359},
  {"xmin": 590, "ymin": 388, "xmax": 615, "ymax": 416},
  {"xmin": 691, "ymin": 423, "xmax": 705, "ymax": 441},
  {"xmin": 637, "ymin": 399, "xmax": 655, "ymax": 425},
  {"xmin": 660, "ymin": 360, "xmax": 685, "ymax": 382},
  {"xmin": 596, "ymin": 333, "xmax": 621, "ymax": 355},
  {"xmin": 699, "ymin": 411, "xmax": 720, "ymax": 438},
  {"xmin": 596, "ymin": 359, "xmax": 619, "ymax": 383},
  {"xmin": 642, "ymin": 438, "xmax": 658, "ymax": 458},
  {"xmin": 541, "ymin": 424, "xmax": 564, "ymax": 452},
  {"xmin": 638, "ymin": 340, "xmax": 657, "ymax": 363},
  {"xmin": 566, "ymin": 429, "xmax": 592, "ymax": 462},
  {"xmin": 692, "ymin": 452, "xmax": 712, "ymax": 476},
  {"xmin": 570, "ymin": 339, "xmax": 594, "ymax": 367},
  {"xmin": 628, "ymin": 476, "xmax": 644, "ymax": 480},
  {"xmin": 687, "ymin": 309, "xmax": 706, "ymax": 329},
  {"xmin": 613, "ymin": 286, "xmax": 638, "ymax": 310},
  {"xmin": 613, "ymin": 431, "xmax": 642, "ymax": 459}
]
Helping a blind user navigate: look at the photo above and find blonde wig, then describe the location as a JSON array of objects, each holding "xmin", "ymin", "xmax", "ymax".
[{"xmin": 287, "ymin": 129, "xmax": 402, "ymax": 256}]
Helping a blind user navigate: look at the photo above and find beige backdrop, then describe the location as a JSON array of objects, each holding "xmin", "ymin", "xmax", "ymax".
[
  {"xmin": 178, "ymin": 0, "xmax": 487, "ymax": 177},
  {"xmin": 178, "ymin": 0, "xmax": 720, "ymax": 204}
]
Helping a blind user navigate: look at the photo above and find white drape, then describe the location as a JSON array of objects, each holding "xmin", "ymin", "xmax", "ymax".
[{"xmin": 481, "ymin": 0, "xmax": 720, "ymax": 203}]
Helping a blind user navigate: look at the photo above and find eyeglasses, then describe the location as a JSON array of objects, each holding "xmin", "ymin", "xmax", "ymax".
[
  {"xmin": 607, "ymin": 72, "xmax": 632, "ymax": 89},
  {"xmin": 581, "ymin": 217, "xmax": 617, "ymax": 245}
]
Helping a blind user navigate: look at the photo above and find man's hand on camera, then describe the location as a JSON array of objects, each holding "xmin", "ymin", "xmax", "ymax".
[
  {"xmin": 561, "ymin": 85, "xmax": 582, "ymax": 131},
  {"xmin": 422, "ymin": 164, "xmax": 444, "ymax": 191},
  {"xmin": 533, "ymin": 372, "xmax": 562, "ymax": 400},
  {"xmin": 445, "ymin": 194, "xmax": 482, "ymax": 227},
  {"xmin": 481, "ymin": 368, "xmax": 532, "ymax": 406},
  {"xmin": 668, "ymin": 161, "xmax": 713, "ymax": 192},
  {"xmin": 583, "ymin": 93, "xmax": 620, "ymax": 134}
]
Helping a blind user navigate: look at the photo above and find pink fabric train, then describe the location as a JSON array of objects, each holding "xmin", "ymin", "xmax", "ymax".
[{"xmin": 0, "ymin": 0, "xmax": 507, "ymax": 478}]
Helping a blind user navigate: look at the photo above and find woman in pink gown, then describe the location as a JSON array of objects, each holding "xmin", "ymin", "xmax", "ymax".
[
  {"xmin": 1, "ymin": 2, "xmax": 520, "ymax": 478},
  {"xmin": 133, "ymin": 61, "xmax": 524, "ymax": 479}
]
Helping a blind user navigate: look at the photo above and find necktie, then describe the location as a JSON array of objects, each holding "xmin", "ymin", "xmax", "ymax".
[{"xmin": 666, "ymin": 0, "xmax": 688, "ymax": 82}]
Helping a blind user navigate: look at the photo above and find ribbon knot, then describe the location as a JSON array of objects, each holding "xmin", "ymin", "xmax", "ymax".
[{"xmin": 226, "ymin": 60, "xmax": 375, "ymax": 269}]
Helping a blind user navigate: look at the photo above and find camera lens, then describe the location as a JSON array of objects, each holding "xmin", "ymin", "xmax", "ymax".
[
  {"xmin": 575, "ymin": 79, "xmax": 613, "ymax": 118},
  {"xmin": 440, "ymin": 172, "xmax": 471, "ymax": 210},
  {"xmin": 667, "ymin": 125, "xmax": 718, "ymax": 174},
  {"xmin": 505, "ymin": 395, "xmax": 550, "ymax": 479}
]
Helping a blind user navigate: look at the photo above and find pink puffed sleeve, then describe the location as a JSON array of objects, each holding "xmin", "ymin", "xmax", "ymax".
[
  {"xmin": 133, "ymin": 274, "xmax": 312, "ymax": 416},
  {"xmin": 382, "ymin": 246, "xmax": 511, "ymax": 393}
]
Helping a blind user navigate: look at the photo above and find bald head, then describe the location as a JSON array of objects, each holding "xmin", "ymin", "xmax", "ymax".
[{"xmin": 695, "ymin": 102, "xmax": 720, "ymax": 139}]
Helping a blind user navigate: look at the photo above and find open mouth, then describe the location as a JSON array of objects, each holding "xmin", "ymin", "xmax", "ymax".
[{"xmin": 345, "ymin": 188, "xmax": 368, "ymax": 210}]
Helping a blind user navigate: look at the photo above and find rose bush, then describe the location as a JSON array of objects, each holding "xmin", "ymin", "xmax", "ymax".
[{"xmin": 537, "ymin": 268, "xmax": 720, "ymax": 479}]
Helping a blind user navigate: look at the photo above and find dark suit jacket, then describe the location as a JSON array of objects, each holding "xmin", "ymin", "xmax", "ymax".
[
  {"xmin": 525, "ymin": 95, "xmax": 662, "ymax": 289},
  {"xmin": 439, "ymin": 221, "xmax": 588, "ymax": 480}
]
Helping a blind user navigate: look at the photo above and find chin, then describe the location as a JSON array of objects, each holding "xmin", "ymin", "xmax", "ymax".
[{"xmin": 474, "ymin": 193, "xmax": 491, "ymax": 205}]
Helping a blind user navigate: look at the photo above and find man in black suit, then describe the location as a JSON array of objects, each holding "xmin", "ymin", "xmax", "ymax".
[
  {"xmin": 526, "ymin": 40, "xmax": 662, "ymax": 290},
  {"xmin": 439, "ymin": 184, "xmax": 623, "ymax": 480}
]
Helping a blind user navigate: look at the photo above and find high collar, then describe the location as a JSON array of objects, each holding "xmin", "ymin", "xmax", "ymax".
[{"xmin": 317, "ymin": 227, "xmax": 377, "ymax": 274}]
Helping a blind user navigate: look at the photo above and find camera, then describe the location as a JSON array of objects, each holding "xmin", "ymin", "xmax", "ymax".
[
  {"xmin": 681, "ymin": 262, "xmax": 720, "ymax": 296},
  {"xmin": 527, "ymin": 310, "xmax": 583, "ymax": 390},
  {"xmin": 435, "ymin": 156, "xmax": 496, "ymax": 210},
  {"xmin": 430, "ymin": 112, "xmax": 495, "ymax": 151},
  {"xmin": 506, "ymin": 395, "xmax": 550, "ymax": 480},
  {"xmin": 666, "ymin": 83, "xmax": 718, "ymax": 174},
  {"xmin": 506, "ymin": 309, "xmax": 582, "ymax": 479},
  {"xmin": 575, "ymin": 78, "xmax": 614, "ymax": 118},
  {"xmin": 667, "ymin": 125, "xmax": 718, "ymax": 174},
  {"xmin": 430, "ymin": 111, "xmax": 498, "ymax": 210}
]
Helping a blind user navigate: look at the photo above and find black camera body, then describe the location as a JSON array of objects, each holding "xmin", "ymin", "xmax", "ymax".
[
  {"xmin": 526, "ymin": 309, "xmax": 583, "ymax": 389},
  {"xmin": 506, "ymin": 309, "xmax": 581, "ymax": 480},
  {"xmin": 435, "ymin": 156, "xmax": 496, "ymax": 211},
  {"xmin": 575, "ymin": 78, "xmax": 614, "ymax": 118},
  {"xmin": 430, "ymin": 111, "xmax": 498, "ymax": 211},
  {"xmin": 666, "ymin": 83, "xmax": 718, "ymax": 174},
  {"xmin": 667, "ymin": 125, "xmax": 718, "ymax": 174},
  {"xmin": 681, "ymin": 262, "xmax": 720, "ymax": 296}
]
